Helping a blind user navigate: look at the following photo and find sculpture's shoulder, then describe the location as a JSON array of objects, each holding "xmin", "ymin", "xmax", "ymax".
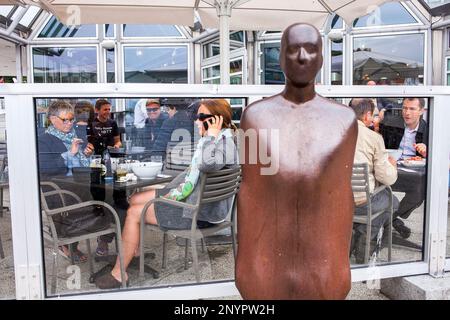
[
  {"xmin": 241, "ymin": 94, "xmax": 283, "ymax": 128},
  {"xmin": 315, "ymin": 95, "xmax": 357, "ymax": 130}
]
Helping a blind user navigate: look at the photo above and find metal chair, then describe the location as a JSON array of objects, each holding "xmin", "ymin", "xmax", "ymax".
[
  {"xmin": 352, "ymin": 163, "xmax": 393, "ymax": 264},
  {"xmin": 139, "ymin": 166, "xmax": 241, "ymax": 282},
  {"xmin": 164, "ymin": 141, "xmax": 194, "ymax": 172},
  {"xmin": 40, "ymin": 181, "xmax": 126, "ymax": 294}
]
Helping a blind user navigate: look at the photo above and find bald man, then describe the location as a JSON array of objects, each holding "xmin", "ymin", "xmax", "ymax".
[{"xmin": 236, "ymin": 23, "xmax": 357, "ymax": 300}]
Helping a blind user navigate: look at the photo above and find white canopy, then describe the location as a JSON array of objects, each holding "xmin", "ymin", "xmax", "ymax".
[{"xmin": 1, "ymin": 0, "xmax": 404, "ymax": 83}]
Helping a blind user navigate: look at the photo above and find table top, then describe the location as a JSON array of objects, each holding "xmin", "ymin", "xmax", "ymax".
[{"xmin": 52, "ymin": 172, "xmax": 175, "ymax": 191}]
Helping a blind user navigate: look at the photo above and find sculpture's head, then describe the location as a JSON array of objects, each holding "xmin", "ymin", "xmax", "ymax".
[{"xmin": 280, "ymin": 23, "xmax": 323, "ymax": 87}]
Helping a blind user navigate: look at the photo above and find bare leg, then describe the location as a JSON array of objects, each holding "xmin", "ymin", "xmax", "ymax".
[{"xmin": 110, "ymin": 189, "xmax": 158, "ymax": 282}]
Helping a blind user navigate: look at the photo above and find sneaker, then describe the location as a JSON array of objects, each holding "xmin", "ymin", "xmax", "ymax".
[{"xmin": 392, "ymin": 219, "xmax": 411, "ymax": 239}]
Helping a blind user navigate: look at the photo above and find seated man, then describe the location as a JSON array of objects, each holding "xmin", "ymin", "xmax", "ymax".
[
  {"xmin": 349, "ymin": 98, "xmax": 399, "ymax": 263},
  {"xmin": 379, "ymin": 97, "xmax": 428, "ymax": 239}
]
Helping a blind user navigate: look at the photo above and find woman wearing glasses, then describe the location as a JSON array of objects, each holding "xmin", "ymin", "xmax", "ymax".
[
  {"xmin": 95, "ymin": 99, "xmax": 239, "ymax": 289},
  {"xmin": 38, "ymin": 100, "xmax": 95, "ymax": 263},
  {"xmin": 38, "ymin": 100, "xmax": 94, "ymax": 176}
]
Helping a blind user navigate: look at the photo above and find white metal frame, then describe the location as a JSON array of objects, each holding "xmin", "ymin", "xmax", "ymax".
[
  {"xmin": 0, "ymin": 84, "xmax": 449, "ymax": 300},
  {"xmin": 350, "ymin": 30, "xmax": 428, "ymax": 85},
  {"xmin": 28, "ymin": 44, "xmax": 100, "ymax": 84}
]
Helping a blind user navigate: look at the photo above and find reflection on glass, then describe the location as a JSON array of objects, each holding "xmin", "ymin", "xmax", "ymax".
[
  {"xmin": 353, "ymin": 34, "xmax": 424, "ymax": 85},
  {"xmin": 353, "ymin": 2, "xmax": 417, "ymax": 27},
  {"xmin": 348, "ymin": 96, "xmax": 427, "ymax": 266},
  {"xmin": 38, "ymin": 16, "xmax": 96, "ymax": 38},
  {"xmin": 105, "ymin": 24, "xmax": 115, "ymax": 38},
  {"xmin": 33, "ymin": 47, "xmax": 98, "ymax": 83},
  {"xmin": 331, "ymin": 15, "xmax": 343, "ymax": 29},
  {"xmin": 331, "ymin": 38, "xmax": 343, "ymax": 85},
  {"xmin": 202, "ymin": 31, "xmax": 245, "ymax": 59},
  {"xmin": 123, "ymin": 24, "xmax": 181, "ymax": 37},
  {"xmin": 124, "ymin": 47, "xmax": 188, "ymax": 83},
  {"xmin": 202, "ymin": 60, "xmax": 243, "ymax": 85},
  {"xmin": 106, "ymin": 48, "xmax": 115, "ymax": 83},
  {"xmin": 36, "ymin": 97, "xmax": 241, "ymax": 296}
]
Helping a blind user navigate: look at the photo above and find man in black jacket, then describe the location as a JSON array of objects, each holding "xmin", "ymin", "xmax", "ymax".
[{"xmin": 379, "ymin": 97, "xmax": 428, "ymax": 239}]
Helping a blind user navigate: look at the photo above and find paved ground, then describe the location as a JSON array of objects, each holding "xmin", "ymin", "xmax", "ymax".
[{"xmin": 1, "ymin": 189, "xmax": 449, "ymax": 300}]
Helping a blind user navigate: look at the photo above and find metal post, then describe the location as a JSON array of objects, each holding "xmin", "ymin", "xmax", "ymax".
[{"xmin": 217, "ymin": 1, "xmax": 231, "ymax": 85}]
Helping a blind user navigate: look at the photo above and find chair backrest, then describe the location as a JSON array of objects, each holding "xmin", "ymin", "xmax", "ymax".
[
  {"xmin": 164, "ymin": 141, "xmax": 194, "ymax": 172},
  {"xmin": 351, "ymin": 163, "xmax": 371, "ymax": 201},
  {"xmin": 199, "ymin": 167, "xmax": 242, "ymax": 205}
]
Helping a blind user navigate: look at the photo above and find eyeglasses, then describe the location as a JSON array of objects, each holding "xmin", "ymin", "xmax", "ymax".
[
  {"xmin": 56, "ymin": 116, "xmax": 75, "ymax": 124},
  {"xmin": 194, "ymin": 113, "xmax": 215, "ymax": 121},
  {"xmin": 147, "ymin": 108, "xmax": 160, "ymax": 113}
]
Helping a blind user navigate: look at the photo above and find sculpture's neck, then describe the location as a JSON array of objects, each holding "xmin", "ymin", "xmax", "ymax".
[{"xmin": 282, "ymin": 82, "xmax": 316, "ymax": 105}]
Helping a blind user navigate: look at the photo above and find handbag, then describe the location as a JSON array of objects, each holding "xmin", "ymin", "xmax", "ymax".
[{"xmin": 54, "ymin": 207, "xmax": 111, "ymax": 238}]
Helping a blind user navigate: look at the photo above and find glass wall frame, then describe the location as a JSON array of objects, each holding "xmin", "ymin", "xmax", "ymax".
[{"xmin": 1, "ymin": 84, "xmax": 448, "ymax": 299}]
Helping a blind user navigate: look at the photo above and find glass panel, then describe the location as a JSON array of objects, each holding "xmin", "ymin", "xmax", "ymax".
[
  {"xmin": 106, "ymin": 48, "xmax": 115, "ymax": 83},
  {"xmin": 105, "ymin": 24, "xmax": 115, "ymax": 38},
  {"xmin": 0, "ymin": 5, "xmax": 14, "ymax": 18},
  {"xmin": 18, "ymin": 6, "xmax": 40, "ymax": 27},
  {"xmin": 262, "ymin": 45, "xmax": 285, "ymax": 84},
  {"xmin": 202, "ymin": 32, "xmax": 245, "ymax": 59},
  {"xmin": 331, "ymin": 38, "xmax": 343, "ymax": 85},
  {"xmin": 447, "ymin": 58, "xmax": 450, "ymax": 70},
  {"xmin": 423, "ymin": 0, "xmax": 450, "ymax": 8},
  {"xmin": 353, "ymin": 34, "xmax": 424, "ymax": 85},
  {"xmin": 33, "ymin": 47, "xmax": 98, "ymax": 83},
  {"xmin": 230, "ymin": 75, "xmax": 242, "ymax": 84},
  {"xmin": 35, "ymin": 96, "xmax": 244, "ymax": 296},
  {"xmin": 38, "ymin": 16, "xmax": 96, "ymax": 38},
  {"xmin": 447, "ymin": 74, "xmax": 450, "ymax": 85},
  {"xmin": 124, "ymin": 47, "xmax": 188, "ymax": 83},
  {"xmin": 0, "ymin": 97, "xmax": 14, "ymax": 299},
  {"xmin": 331, "ymin": 15, "xmax": 343, "ymax": 29},
  {"xmin": 122, "ymin": 24, "xmax": 181, "ymax": 37},
  {"xmin": 353, "ymin": 2, "xmax": 417, "ymax": 27},
  {"xmin": 347, "ymin": 96, "xmax": 428, "ymax": 266}
]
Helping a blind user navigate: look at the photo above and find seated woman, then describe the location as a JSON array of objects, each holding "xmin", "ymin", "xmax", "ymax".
[
  {"xmin": 38, "ymin": 100, "xmax": 94, "ymax": 263},
  {"xmin": 95, "ymin": 99, "xmax": 239, "ymax": 289}
]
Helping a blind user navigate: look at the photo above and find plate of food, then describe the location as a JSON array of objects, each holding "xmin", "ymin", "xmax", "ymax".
[{"xmin": 401, "ymin": 156, "xmax": 426, "ymax": 168}]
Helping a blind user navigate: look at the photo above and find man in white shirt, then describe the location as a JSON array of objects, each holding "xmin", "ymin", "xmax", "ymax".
[{"xmin": 349, "ymin": 98, "xmax": 399, "ymax": 264}]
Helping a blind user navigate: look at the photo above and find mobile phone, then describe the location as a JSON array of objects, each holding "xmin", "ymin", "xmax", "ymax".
[{"xmin": 203, "ymin": 120, "xmax": 209, "ymax": 131}]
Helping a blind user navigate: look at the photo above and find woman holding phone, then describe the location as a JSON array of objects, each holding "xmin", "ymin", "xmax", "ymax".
[{"xmin": 95, "ymin": 98, "xmax": 239, "ymax": 289}]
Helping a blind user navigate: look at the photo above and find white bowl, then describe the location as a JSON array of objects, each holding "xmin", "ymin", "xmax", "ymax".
[
  {"xmin": 131, "ymin": 146, "xmax": 146, "ymax": 153},
  {"xmin": 131, "ymin": 162, "xmax": 163, "ymax": 180},
  {"xmin": 386, "ymin": 149, "xmax": 402, "ymax": 161}
]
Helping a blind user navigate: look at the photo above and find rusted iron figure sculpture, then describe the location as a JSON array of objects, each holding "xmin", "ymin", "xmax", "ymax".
[{"xmin": 236, "ymin": 23, "xmax": 357, "ymax": 299}]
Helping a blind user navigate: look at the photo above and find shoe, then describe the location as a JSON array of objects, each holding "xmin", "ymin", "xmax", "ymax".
[
  {"xmin": 95, "ymin": 272, "xmax": 128, "ymax": 289},
  {"xmin": 393, "ymin": 219, "xmax": 411, "ymax": 239},
  {"xmin": 58, "ymin": 245, "xmax": 87, "ymax": 264},
  {"xmin": 95, "ymin": 239, "xmax": 109, "ymax": 257}
]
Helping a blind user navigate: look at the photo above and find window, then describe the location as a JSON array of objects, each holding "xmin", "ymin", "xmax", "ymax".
[
  {"xmin": 202, "ymin": 59, "xmax": 243, "ymax": 84},
  {"xmin": 353, "ymin": 33, "xmax": 425, "ymax": 85},
  {"xmin": 0, "ymin": 5, "xmax": 14, "ymax": 18},
  {"xmin": 331, "ymin": 15, "xmax": 343, "ymax": 29},
  {"xmin": 202, "ymin": 31, "xmax": 245, "ymax": 59},
  {"xmin": 38, "ymin": 16, "xmax": 96, "ymax": 38},
  {"xmin": 331, "ymin": 38, "xmax": 343, "ymax": 85},
  {"xmin": 32, "ymin": 47, "xmax": 98, "ymax": 83},
  {"xmin": 353, "ymin": 2, "xmax": 417, "ymax": 28},
  {"xmin": 106, "ymin": 48, "xmax": 115, "ymax": 83},
  {"xmin": 105, "ymin": 24, "xmax": 115, "ymax": 38},
  {"xmin": 446, "ymin": 57, "xmax": 450, "ymax": 85},
  {"xmin": 122, "ymin": 25, "xmax": 182, "ymax": 37},
  {"xmin": 124, "ymin": 46, "xmax": 188, "ymax": 83}
]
